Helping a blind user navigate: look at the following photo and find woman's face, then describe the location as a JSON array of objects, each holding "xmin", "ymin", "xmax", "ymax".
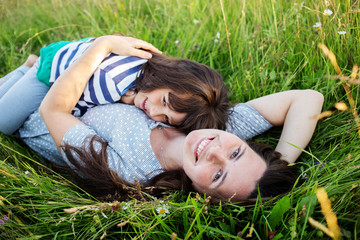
[
  {"xmin": 183, "ymin": 129, "xmax": 267, "ymax": 200},
  {"xmin": 134, "ymin": 88, "xmax": 186, "ymax": 126}
]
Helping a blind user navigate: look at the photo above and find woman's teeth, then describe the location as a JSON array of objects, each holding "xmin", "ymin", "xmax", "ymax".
[{"xmin": 196, "ymin": 138, "xmax": 211, "ymax": 161}]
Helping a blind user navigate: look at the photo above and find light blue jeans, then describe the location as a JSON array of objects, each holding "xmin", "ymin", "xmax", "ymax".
[{"xmin": 0, "ymin": 59, "xmax": 49, "ymax": 134}]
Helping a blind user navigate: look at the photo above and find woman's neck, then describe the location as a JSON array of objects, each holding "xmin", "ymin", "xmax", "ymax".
[{"xmin": 150, "ymin": 127, "xmax": 185, "ymax": 170}]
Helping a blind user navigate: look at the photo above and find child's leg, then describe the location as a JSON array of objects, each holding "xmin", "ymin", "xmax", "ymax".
[
  {"xmin": 0, "ymin": 55, "xmax": 38, "ymax": 96},
  {"xmin": 0, "ymin": 65, "xmax": 30, "ymax": 93},
  {"xmin": 0, "ymin": 57, "xmax": 49, "ymax": 134}
]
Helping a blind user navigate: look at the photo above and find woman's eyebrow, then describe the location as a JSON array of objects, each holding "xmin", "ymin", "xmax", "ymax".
[
  {"xmin": 215, "ymin": 148, "xmax": 243, "ymax": 189},
  {"xmin": 216, "ymin": 172, "xmax": 228, "ymax": 189}
]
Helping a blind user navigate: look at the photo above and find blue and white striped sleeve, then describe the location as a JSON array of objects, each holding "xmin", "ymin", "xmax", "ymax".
[{"xmin": 81, "ymin": 55, "xmax": 148, "ymax": 106}]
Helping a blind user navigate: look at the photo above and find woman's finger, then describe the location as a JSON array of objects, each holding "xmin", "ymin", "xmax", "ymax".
[
  {"xmin": 129, "ymin": 48, "xmax": 153, "ymax": 59},
  {"xmin": 100, "ymin": 35, "xmax": 161, "ymax": 58},
  {"xmin": 133, "ymin": 40, "xmax": 162, "ymax": 54}
]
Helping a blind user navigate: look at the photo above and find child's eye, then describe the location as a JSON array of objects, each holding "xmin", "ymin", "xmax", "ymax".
[
  {"xmin": 231, "ymin": 148, "xmax": 240, "ymax": 158},
  {"xmin": 164, "ymin": 115, "xmax": 169, "ymax": 124},
  {"xmin": 213, "ymin": 170, "xmax": 222, "ymax": 182},
  {"xmin": 162, "ymin": 97, "xmax": 167, "ymax": 106}
]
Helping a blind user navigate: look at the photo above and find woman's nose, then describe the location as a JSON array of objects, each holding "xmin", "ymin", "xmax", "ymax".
[{"xmin": 206, "ymin": 145, "xmax": 226, "ymax": 164}]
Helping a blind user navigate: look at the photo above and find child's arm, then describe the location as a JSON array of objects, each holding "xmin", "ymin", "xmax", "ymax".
[
  {"xmin": 246, "ymin": 90, "xmax": 324, "ymax": 163},
  {"xmin": 40, "ymin": 36, "xmax": 161, "ymax": 150}
]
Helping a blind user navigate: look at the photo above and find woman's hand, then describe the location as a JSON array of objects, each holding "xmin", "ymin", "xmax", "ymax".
[
  {"xmin": 96, "ymin": 35, "xmax": 162, "ymax": 59},
  {"xmin": 246, "ymin": 90, "xmax": 324, "ymax": 163}
]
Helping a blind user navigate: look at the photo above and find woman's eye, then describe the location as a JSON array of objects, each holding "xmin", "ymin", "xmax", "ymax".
[
  {"xmin": 231, "ymin": 148, "xmax": 240, "ymax": 158},
  {"xmin": 213, "ymin": 170, "xmax": 222, "ymax": 182},
  {"xmin": 164, "ymin": 115, "xmax": 169, "ymax": 124},
  {"xmin": 162, "ymin": 97, "xmax": 167, "ymax": 106}
]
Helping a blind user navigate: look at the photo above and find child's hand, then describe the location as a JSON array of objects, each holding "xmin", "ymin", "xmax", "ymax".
[
  {"xmin": 96, "ymin": 35, "xmax": 162, "ymax": 59},
  {"xmin": 120, "ymin": 89, "xmax": 137, "ymax": 105}
]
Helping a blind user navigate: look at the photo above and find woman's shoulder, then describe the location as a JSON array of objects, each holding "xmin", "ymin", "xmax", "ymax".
[
  {"xmin": 228, "ymin": 103, "xmax": 265, "ymax": 120},
  {"xmin": 78, "ymin": 103, "xmax": 163, "ymax": 183},
  {"xmin": 82, "ymin": 103, "xmax": 145, "ymax": 119},
  {"xmin": 226, "ymin": 103, "xmax": 273, "ymax": 140},
  {"xmin": 81, "ymin": 103, "xmax": 164, "ymax": 131}
]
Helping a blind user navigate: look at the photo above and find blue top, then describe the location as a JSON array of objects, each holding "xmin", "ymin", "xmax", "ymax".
[{"xmin": 19, "ymin": 103, "xmax": 272, "ymax": 184}]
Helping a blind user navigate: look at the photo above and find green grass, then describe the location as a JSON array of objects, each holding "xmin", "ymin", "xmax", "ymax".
[{"xmin": 1, "ymin": 0, "xmax": 360, "ymax": 239}]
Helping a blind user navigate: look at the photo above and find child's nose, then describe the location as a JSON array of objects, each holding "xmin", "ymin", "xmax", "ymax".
[
  {"xmin": 149, "ymin": 106, "xmax": 166, "ymax": 122},
  {"xmin": 149, "ymin": 106, "xmax": 161, "ymax": 117}
]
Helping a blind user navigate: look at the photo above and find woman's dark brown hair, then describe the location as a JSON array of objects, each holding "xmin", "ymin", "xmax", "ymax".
[
  {"xmin": 63, "ymin": 136, "xmax": 194, "ymax": 201},
  {"xmin": 136, "ymin": 53, "xmax": 230, "ymax": 134},
  {"xmin": 247, "ymin": 143, "xmax": 299, "ymax": 199},
  {"xmin": 62, "ymin": 137, "xmax": 298, "ymax": 202}
]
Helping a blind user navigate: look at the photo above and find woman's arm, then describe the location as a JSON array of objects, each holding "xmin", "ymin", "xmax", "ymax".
[
  {"xmin": 39, "ymin": 35, "xmax": 161, "ymax": 151},
  {"xmin": 246, "ymin": 90, "xmax": 324, "ymax": 163}
]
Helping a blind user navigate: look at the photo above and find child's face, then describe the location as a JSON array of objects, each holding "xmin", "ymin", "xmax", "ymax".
[{"xmin": 134, "ymin": 88, "xmax": 186, "ymax": 125}]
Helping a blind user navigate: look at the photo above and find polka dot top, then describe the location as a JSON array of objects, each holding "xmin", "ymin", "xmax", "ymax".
[
  {"xmin": 19, "ymin": 103, "xmax": 272, "ymax": 184},
  {"xmin": 61, "ymin": 103, "xmax": 167, "ymax": 183},
  {"xmin": 226, "ymin": 103, "xmax": 273, "ymax": 139}
]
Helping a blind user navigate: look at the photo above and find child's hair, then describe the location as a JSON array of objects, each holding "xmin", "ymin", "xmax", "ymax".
[{"xmin": 136, "ymin": 53, "xmax": 230, "ymax": 134}]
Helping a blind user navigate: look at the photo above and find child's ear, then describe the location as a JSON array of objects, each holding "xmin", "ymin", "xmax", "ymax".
[
  {"xmin": 120, "ymin": 90, "xmax": 137, "ymax": 105},
  {"xmin": 124, "ymin": 88, "xmax": 136, "ymax": 96}
]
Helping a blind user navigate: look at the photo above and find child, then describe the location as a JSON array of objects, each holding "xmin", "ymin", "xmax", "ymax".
[{"xmin": 0, "ymin": 37, "xmax": 229, "ymax": 135}]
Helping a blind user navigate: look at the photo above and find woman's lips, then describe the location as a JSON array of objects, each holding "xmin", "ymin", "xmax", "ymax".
[{"xmin": 194, "ymin": 137, "xmax": 214, "ymax": 163}]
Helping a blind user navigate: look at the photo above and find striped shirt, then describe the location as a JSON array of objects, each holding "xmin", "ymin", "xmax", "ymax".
[{"xmin": 49, "ymin": 38, "xmax": 148, "ymax": 116}]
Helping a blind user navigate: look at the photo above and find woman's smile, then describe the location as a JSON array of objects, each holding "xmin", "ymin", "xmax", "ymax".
[{"xmin": 195, "ymin": 137, "xmax": 214, "ymax": 163}]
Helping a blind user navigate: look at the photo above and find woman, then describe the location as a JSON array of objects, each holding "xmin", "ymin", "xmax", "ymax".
[{"xmin": 19, "ymin": 35, "xmax": 323, "ymax": 201}]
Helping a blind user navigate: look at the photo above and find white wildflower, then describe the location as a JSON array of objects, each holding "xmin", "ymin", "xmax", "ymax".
[
  {"xmin": 214, "ymin": 32, "xmax": 220, "ymax": 43},
  {"xmin": 156, "ymin": 203, "xmax": 170, "ymax": 218},
  {"xmin": 193, "ymin": 19, "xmax": 200, "ymax": 24},
  {"xmin": 323, "ymin": 9, "xmax": 333, "ymax": 16},
  {"xmin": 313, "ymin": 22, "xmax": 322, "ymax": 28},
  {"xmin": 338, "ymin": 30, "xmax": 346, "ymax": 35}
]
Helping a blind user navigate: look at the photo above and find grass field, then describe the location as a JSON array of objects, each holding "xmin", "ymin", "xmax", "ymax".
[{"xmin": 0, "ymin": 0, "xmax": 360, "ymax": 239}]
